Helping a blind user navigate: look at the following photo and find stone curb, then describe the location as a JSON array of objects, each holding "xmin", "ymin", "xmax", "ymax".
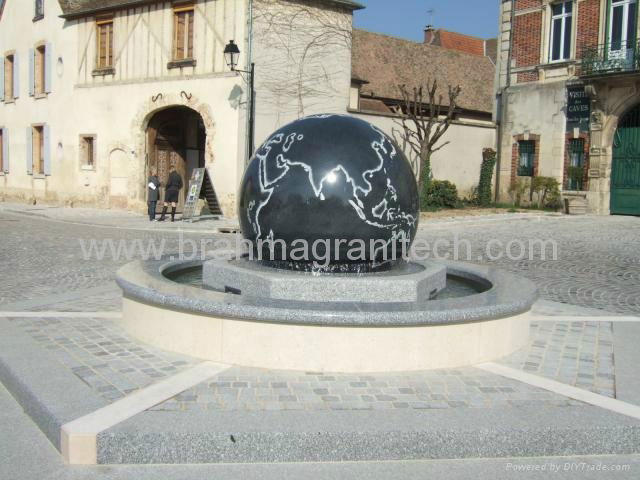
[
  {"xmin": 97, "ymin": 406, "xmax": 640, "ymax": 464},
  {"xmin": 0, "ymin": 319, "xmax": 107, "ymax": 450}
]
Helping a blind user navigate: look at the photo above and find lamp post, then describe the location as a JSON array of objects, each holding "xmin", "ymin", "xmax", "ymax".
[{"xmin": 224, "ymin": 40, "xmax": 255, "ymax": 162}]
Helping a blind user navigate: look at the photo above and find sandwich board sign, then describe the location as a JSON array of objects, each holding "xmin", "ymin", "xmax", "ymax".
[{"xmin": 182, "ymin": 168, "xmax": 206, "ymax": 221}]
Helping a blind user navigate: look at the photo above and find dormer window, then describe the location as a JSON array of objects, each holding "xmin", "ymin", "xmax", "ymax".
[{"xmin": 34, "ymin": 0, "xmax": 44, "ymax": 21}]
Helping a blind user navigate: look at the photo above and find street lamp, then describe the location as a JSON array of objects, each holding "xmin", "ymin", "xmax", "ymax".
[{"xmin": 224, "ymin": 40, "xmax": 255, "ymax": 161}]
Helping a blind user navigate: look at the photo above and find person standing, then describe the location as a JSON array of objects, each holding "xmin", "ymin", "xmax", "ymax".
[
  {"xmin": 159, "ymin": 163, "xmax": 183, "ymax": 222},
  {"xmin": 147, "ymin": 168, "xmax": 161, "ymax": 221}
]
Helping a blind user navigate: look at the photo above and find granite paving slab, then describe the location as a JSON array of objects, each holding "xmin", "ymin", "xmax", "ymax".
[{"xmin": 499, "ymin": 320, "xmax": 615, "ymax": 397}]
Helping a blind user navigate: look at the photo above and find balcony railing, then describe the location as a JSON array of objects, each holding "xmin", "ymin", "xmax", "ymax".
[{"xmin": 580, "ymin": 42, "xmax": 640, "ymax": 76}]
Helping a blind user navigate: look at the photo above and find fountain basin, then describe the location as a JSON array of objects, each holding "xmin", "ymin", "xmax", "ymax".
[{"xmin": 116, "ymin": 257, "xmax": 536, "ymax": 372}]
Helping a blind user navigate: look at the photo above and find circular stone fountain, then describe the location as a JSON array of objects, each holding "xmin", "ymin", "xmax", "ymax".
[{"xmin": 117, "ymin": 115, "xmax": 536, "ymax": 373}]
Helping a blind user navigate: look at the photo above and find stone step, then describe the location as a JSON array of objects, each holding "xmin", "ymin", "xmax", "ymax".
[{"xmin": 564, "ymin": 197, "xmax": 589, "ymax": 215}]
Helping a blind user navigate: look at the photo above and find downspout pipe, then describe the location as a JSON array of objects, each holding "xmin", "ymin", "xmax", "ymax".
[
  {"xmin": 495, "ymin": 0, "xmax": 515, "ymax": 202},
  {"xmin": 245, "ymin": 0, "xmax": 254, "ymax": 166}
]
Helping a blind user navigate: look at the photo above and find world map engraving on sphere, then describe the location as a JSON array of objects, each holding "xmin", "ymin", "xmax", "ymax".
[{"xmin": 238, "ymin": 114, "xmax": 420, "ymax": 263}]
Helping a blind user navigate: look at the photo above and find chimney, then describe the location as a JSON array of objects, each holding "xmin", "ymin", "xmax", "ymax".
[{"xmin": 424, "ymin": 25, "xmax": 436, "ymax": 44}]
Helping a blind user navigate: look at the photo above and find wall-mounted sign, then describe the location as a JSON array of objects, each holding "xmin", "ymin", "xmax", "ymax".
[{"xmin": 567, "ymin": 86, "xmax": 591, "ymax": 132}]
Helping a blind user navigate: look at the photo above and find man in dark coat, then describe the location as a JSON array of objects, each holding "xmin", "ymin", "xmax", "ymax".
[
  {"xmin": 159, "ymin": 163, "xmax": 183, "ymax": 222},
  {"xmin": 147, "ymin": 167, "xmax": 161, "ymax": 221}
]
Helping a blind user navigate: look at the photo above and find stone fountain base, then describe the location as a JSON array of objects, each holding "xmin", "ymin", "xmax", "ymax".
[
  {"xmin": 202, "ymin": 256, "xmax": 447, "ymax": 303},
  {"xmin": 116, "ymin": 256, "xmax": 536, "ymax": 373}
]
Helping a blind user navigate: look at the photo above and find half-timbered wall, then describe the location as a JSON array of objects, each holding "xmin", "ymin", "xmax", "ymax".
[{"xmin": 76, "ymin": 0, "xmax": 244, "ymax": 85}]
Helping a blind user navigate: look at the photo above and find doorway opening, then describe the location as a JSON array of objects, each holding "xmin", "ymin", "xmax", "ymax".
[
  {"xmin": 146, "ymin": 106, "xmax": 206, "ymax": 212},
  {"xmin": 611, "ymin": 103, "xmax": 640, "ymax": 215}
]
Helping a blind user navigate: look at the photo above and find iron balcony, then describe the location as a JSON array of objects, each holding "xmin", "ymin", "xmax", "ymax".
[{"xmin": 580, "ymin": 42, "xmax": 640, "ymax": 77}]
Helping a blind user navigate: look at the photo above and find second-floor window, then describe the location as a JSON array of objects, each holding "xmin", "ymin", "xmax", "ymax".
[
  {"xmin": 550, "ymin": 1, "xmax": 573, "ymax": 62},
  {"xmin": 610, "ymin": 0, "xmax": 637, "ymax": 53},
  {"xmin": 173, "ymin": 4, "xmax": 194, "ymax": 61},
  {"xmin": 96, "ymin": 19, "xmax": 114, "ymax": 69}
]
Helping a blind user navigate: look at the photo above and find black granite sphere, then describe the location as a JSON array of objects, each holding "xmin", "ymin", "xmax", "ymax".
[{"xmin": 238, "ymin": 114, "xmax": 419, "ymax": 267}]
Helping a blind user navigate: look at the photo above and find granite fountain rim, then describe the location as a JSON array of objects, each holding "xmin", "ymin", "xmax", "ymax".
[{"xmin": 115, "ymin": 256, "xmax": 538, "ymax": 327}]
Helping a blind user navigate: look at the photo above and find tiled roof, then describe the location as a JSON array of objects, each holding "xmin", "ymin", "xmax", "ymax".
[
  {"xmin": 434, "ymin": 30, "xmax": 486, "ymax": 57},
  {"xmin": 352, "ymin": 29, "xmax": 495, "ymax": 113},
  {"xmin": 58, "ymin": 0, "xmax": 364, "ymax": 17}
]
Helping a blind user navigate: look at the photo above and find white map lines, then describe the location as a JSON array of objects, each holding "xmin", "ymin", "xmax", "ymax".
[{"xmin": 247, "ymin": 119, "xmax": 417, "ymax": 259}]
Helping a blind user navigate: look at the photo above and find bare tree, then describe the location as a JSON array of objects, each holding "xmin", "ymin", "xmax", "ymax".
[
  {"xmin": 392, "ymin": 80, "xmax": 462, "ymax": 197},
  {"xmin": 253, "ymin": 0, "xmax": 352, "ymax": 119}
]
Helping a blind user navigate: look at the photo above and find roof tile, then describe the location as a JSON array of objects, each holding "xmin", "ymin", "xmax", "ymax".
[{"xmin": 352, "ymin": 29, "xmax": 495, "ymax": 113}]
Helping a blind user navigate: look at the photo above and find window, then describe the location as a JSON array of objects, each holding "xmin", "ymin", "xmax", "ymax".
[
  {"xmin": 4, "ymin": 54, "xmax": 14, "ymax": 100},
  {"xmin": 34, "ymin": 45, "xmax": 45, "ymax": 95},
  {"xmin": 609, "ymin": 0, "xmax": 637, "ymax": 54},
  {"xmin": 173, "ymin": 4, "xmax": 194, "ymax": 61},
  {"xmin": 32, "ymin": 126, "xmax": 44, "ymax": 175},
  {"xmin": 80, "ymin": 135, "xmax": 96, "ymax": 168},
  {"xmin": 34, "ymin": 0, "xmax": 44, "ymax": 20},
  {"xmin": 567, "ymin": 138, "xmax": 585, "ymax": 190},
  {"xmin": 550, "ymin": 1, "xmax": 573, "ymax": 62},
  {"xmin": 96, "ymin": 19, "xmax": 114, "ymax": 70},
  {"xmin": 518, "ymin": 140, "xmax": 535, "ymax": 176}
]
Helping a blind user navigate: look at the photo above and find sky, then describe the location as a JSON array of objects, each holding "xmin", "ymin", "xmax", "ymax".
[{"xmin": 353, "ymin": 0, "xmax": 500, "ymax": 42}]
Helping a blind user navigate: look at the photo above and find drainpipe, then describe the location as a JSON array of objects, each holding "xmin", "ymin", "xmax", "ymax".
[
  {"xmin": 495, "ymin": 0, "xmax": 515, "ymax": 202},
  {"xmin": 245, "ymin": 0, "xmax": 254, "ymax": 166}
]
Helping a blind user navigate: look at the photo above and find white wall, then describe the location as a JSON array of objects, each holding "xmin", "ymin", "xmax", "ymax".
[
  {"xmin": 351, "ymin": 112, "xmax": 496, "ymax": 198},
  {"xmin": 251, "ymin": 0, "xmax": 353, "ymax": 147}
]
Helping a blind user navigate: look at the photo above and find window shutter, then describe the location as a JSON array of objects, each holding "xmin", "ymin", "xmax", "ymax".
[
  {"xmin": 44, "ymin": 43, "xmax": 52, "ymax": 93},
  {"xmin": 26, "ymin": 128, "xmax": 33, "ymax": 174},
  {"xmin": 13, "ymin": 53, "xmax": 19, "ymax": 99},
  {"xmin": 0, "ymin": 58, "xmax": 4, "ymax": 102},
  {"xmin": 43, "ymin": 124, "xmax": 51, "ymax": 175},
  {"xmin": 187, "ymin": 11, "xmax": 194, "ymax": 58},
  {"xmin": 28, "ymin": 49, "xmax": 35, "ymax": 96},
  {"xmin": 2, "ymin": 128, "xmax": 8, "ymax": 173}
]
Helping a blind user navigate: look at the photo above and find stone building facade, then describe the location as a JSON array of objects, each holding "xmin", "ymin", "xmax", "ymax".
[
  {"xmin": 497, "ymin": 0, "xmax": 640, "ymax": 215},
  {"xmin": 0, "ymin": 0, "xmax": 499, "ymax": 216},
  {"xmin": 0, "ymin": 0, "xmax": 359, "ymax": 215}
]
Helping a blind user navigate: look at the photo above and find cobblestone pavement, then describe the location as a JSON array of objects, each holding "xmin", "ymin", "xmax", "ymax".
[
  {"xmin": 418, "ymin": 215, "xmax": 640, "ymax": 315},
  {"xmin": 500, "ymin": 320, "xmax": 615, "ymax": 397},
  {"xmin": 150, "ymin": 365, "xmax": 581, "ymax": 413},
  {"xmin": 7, "ymin": 316, "xmax": 196, "ymax": 402},
  {"xmin": 0, "ymin": 207, "xmax": 635, "ymax": 412},
  {"xmin": 5, "ymin": 311, "xmax": 586, "ymax": 410},
  {"xmin": 2, "ymin": 207, "xmax": 639, "ymax": 315}
]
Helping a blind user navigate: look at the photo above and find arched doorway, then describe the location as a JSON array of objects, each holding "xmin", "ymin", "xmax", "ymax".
[
  {"xmin": 146, "ymin": 106, "xmax": 206, "ymax": 212},
  {"xmin": 611, "ymin": 104, "xmax": 640, "ymax": 215}
]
